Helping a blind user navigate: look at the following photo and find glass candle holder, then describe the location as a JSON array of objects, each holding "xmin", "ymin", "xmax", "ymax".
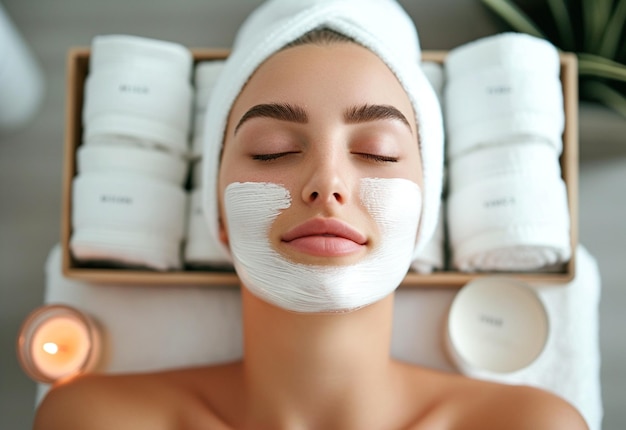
[{"xmin": 17, "ymin": 304, "xmax": 102, "ymax": 384}]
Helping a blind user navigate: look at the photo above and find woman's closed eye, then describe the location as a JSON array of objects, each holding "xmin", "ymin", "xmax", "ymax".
[
  {"xmin": 251, "ymin": 151, "xmax": 300, "ymax": 161},
  {"xmin": 353, "ymin": 152, "xmax": 399, "ymax": 163}
]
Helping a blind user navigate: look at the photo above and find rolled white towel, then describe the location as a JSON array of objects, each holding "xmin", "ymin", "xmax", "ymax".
[
  {"xmin": 184, "ymin": 188, "xmax": 233, "ymax": 268},
  {"xmin": 443, "ymin": 33, "xmax": 563, "ymax": 159},
  {"xmin": 194, "ymin": 61, "xmax": 226, "ymax": 94},
  {"xmin": 77, "ymin": 139, "xmax": 188, "ymax": 187},
  {"xmin": 444, "ymin": 32, "xmax": 560, "ymax": 82},
  {"xmin": 191, "ymin": 61, "xmax": 225, "ymax": 159},
  {"xmin": 444, "ymin": 68, "xmax": 564, "ymax": 158},
  {"xmin": 447, "ymin": 140, "xmax": 562, "ymax": 192},
  {"xmin": 83, "ymin": 35, "xmax": 193, "ymax": 156},
  {"xmin": 409, "ymin": 60, "xmax": 446, "ymax": 273},
  {"xmin": 190, "ymin": 159, "xmax": 202, "ymax": 189},
  {"xmin": 447, "ymin": 173, "xmax": 571, "ymax": 271},
  {"xmin": 410, "ymin": 201, "xmax": 446, "ymax": 273},
  {"xmin": 70, "ymin": 171, "xmax": 187, "ymax": 270},
  {"xmin": 421, "ymin": 61, "xmax": 444, "ymax": 102}
]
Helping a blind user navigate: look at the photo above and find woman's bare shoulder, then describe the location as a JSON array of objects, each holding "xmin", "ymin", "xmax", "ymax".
[
  {"xmin": 440, "ymin": 373, "xmax": 588, "ymax": 430},
  {"xmin": 33, "ymin": 366, "xmax": 237, "ymax": 430},
  {"xmin": 34, "ymin": 373, "xmax": 176, "ymax": 430},
  {"xmin": 400, "ymin": 366, "xmax": 588, "ymax": 430}
]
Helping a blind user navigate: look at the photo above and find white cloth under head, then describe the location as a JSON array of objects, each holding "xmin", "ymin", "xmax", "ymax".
[
  {"xmin": 201, "ymin": 0, "xmax": 444, "ymax": 264},
  {"xmin": 37, "ymin": 243, "xmax": 603, "ymax": 429}
]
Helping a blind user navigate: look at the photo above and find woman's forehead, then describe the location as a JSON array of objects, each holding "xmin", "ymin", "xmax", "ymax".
[{"xmin": 228, "ymin": 42, "xmax": 415, "ymax": 128}]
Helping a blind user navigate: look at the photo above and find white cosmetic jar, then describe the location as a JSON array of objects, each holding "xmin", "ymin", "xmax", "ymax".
[
  {"xmin": 83, "ymin": 35, "xmax": 193, "ymax": 155},
  {"xmin": 446, "ymin": 277, "xmax": 549, "ymax": 376},
  {"xmin": 444, "ymin": 67, "xmax": 564, "ymax": 158},
  {"xmin": 447, "ymin": 174, "xmax": 571, "ymax": 271},
  {"xmin": 70, "ymin": 172, "xmax": 187, "ymax": 270},
  {"xmin": 447, "ymin": 140, "xmax": 562, "ymax": 192},
  {"xmin": 77, "ymin": 140, "xmax": 188, "ymax": 186}
]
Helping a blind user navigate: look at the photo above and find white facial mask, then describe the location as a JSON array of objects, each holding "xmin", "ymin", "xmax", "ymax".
[{"xmin": 224, "ymin": 178, "xmax": 422, "ymax": 313}]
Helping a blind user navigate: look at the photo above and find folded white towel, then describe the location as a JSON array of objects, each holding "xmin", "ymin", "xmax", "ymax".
[
  {"xmin": 194, "ymin": 61, "xmax": 226, "ymax": 95},
  {"xmin": 421, "ymin": 61, "xmax": 444, "ymax": 102},
  {"xmin": 201, "ymin": 0, "xmax": 444, "ymax": 264},
  {"xmin": 453, "ymin": 246, "xmax": 602, "ymax": 430},
  {"xmin": 191, "ymin": 61, "xmax": 225, "ymax": 159},
  {"xmin": 184, "ymin": 188, "xmax": 234, "ymax": 268},
  {"xmin": 447, "ymin": 140, "xmax": 562, "ymax": 192},
  {"xmin": 83, "ymin": 35, "xmax": 193, "ymax": 155},
  {"xmin": 410, "ymin": 201, "xmax": 445, "ymax": 273},
  {"xmin": 190, "ymin": 159, "xmax": 202, "ymax": 189},
  {"xmin": 443, "ymin": 33, "xmax": 563, "ymax": 159},
  {"xmin": 447, "ymin": 173, "xmax": 571, "ymax": 271},
  {"xmin": 37, "ymin": 243, "xmax": 602, "ymax": 429},
  {"xmin": 444, "ymin": 32, "xmax": 560, "ymax": 81},
  {"xmin": 77, "ymin": 140, "xmax": 188, "ymax": 186},
  {"xmin": 444, "ymin": 69, "xmax": 564, "ymax": 158},
  {"xmin": 71, "ymin": 172, "xmax": 187, "ymax": 270},
  {"xmin": 408, "ymin": 60, "xmax": 446, "ymax": 273}
]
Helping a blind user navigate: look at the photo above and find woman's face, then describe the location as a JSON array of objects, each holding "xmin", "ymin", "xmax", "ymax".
[{"xmin": 219, "ymin": 42, "xmax": 422, "ymax": 268}]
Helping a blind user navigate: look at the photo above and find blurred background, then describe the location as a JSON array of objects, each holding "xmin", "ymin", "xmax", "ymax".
[{"xmin": 1, "ymin": 0, "xmax": 624, "ymax": 428}]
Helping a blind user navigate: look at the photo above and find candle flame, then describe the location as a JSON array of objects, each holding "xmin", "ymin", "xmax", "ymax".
[{"xmin": 42, "ymin": 342, "xmax": 59, "ymax": 355}]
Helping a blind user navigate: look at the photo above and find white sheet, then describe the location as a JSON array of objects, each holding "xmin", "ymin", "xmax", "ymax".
[{"xmin": 37, "ymin": 244, "xmax": 602, "ymax": 429}]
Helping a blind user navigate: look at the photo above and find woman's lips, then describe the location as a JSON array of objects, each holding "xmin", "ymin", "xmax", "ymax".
[{"xmin": 281, "ymin": 218, "xmax": 367, "ymax": 257}]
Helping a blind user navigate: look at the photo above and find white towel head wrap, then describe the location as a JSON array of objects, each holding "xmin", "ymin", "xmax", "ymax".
[{"xmin": 202, "ymin": 0, "xmax": 444, "ymax": 263}]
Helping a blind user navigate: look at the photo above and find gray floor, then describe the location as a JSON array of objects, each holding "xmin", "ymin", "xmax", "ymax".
[{"xmin": 1, "ymin": 1, "xmax": 625, "ymax": 429}]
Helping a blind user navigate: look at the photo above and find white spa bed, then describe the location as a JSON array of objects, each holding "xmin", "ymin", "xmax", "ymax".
[{"xmin": 37, "ymin": 244, "xmax": 602, "ymax": 429}]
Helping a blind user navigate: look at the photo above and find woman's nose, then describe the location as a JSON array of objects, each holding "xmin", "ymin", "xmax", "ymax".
[{"xmin": 301, "ymin": 153, "xmax": 350, "ymax": 206}]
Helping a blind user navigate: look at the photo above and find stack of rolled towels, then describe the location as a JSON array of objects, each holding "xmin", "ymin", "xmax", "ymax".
[
  {"xmin": 70, "ymin": 35, "xmax": 193, "ymax": 270},
  {"xmin": 444, "ymin": 33, "xmax": 571, "ymax": 272},
  {"xmin": 410, "ymin": 61, "xmax": 446, "ymax": 274},
  {"xmin": 184, "ymin": 61, "xmax": 230, "ymax": 268}
]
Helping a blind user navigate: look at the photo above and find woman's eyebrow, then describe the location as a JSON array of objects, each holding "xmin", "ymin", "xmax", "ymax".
[
  {"xmin": 344, "ymin": 104, "xmax": 413, "ymax": 133},
  {"xmin": 234, "ymin": 103, "xmax": 308, "ymax": 134}
]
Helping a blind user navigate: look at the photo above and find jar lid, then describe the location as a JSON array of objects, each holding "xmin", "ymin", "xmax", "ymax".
[{"xmin": 446, "ymin": 277, "xmax": 549, "ymax": 375}]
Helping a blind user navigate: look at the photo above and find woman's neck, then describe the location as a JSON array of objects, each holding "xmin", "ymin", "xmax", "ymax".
[{"xmin": 239, "ymin": 288, "xmax": 405, "ymax": 428}]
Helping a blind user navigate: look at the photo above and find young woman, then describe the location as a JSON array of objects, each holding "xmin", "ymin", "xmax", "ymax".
[{"xmin": 35, "ymin": 1, "xmax": 587, "ymax": 428}]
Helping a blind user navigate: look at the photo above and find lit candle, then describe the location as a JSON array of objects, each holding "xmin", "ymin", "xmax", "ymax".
[{"xmin": 17, "ymin": 305, "xmax": 102, "ymax": 383}]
